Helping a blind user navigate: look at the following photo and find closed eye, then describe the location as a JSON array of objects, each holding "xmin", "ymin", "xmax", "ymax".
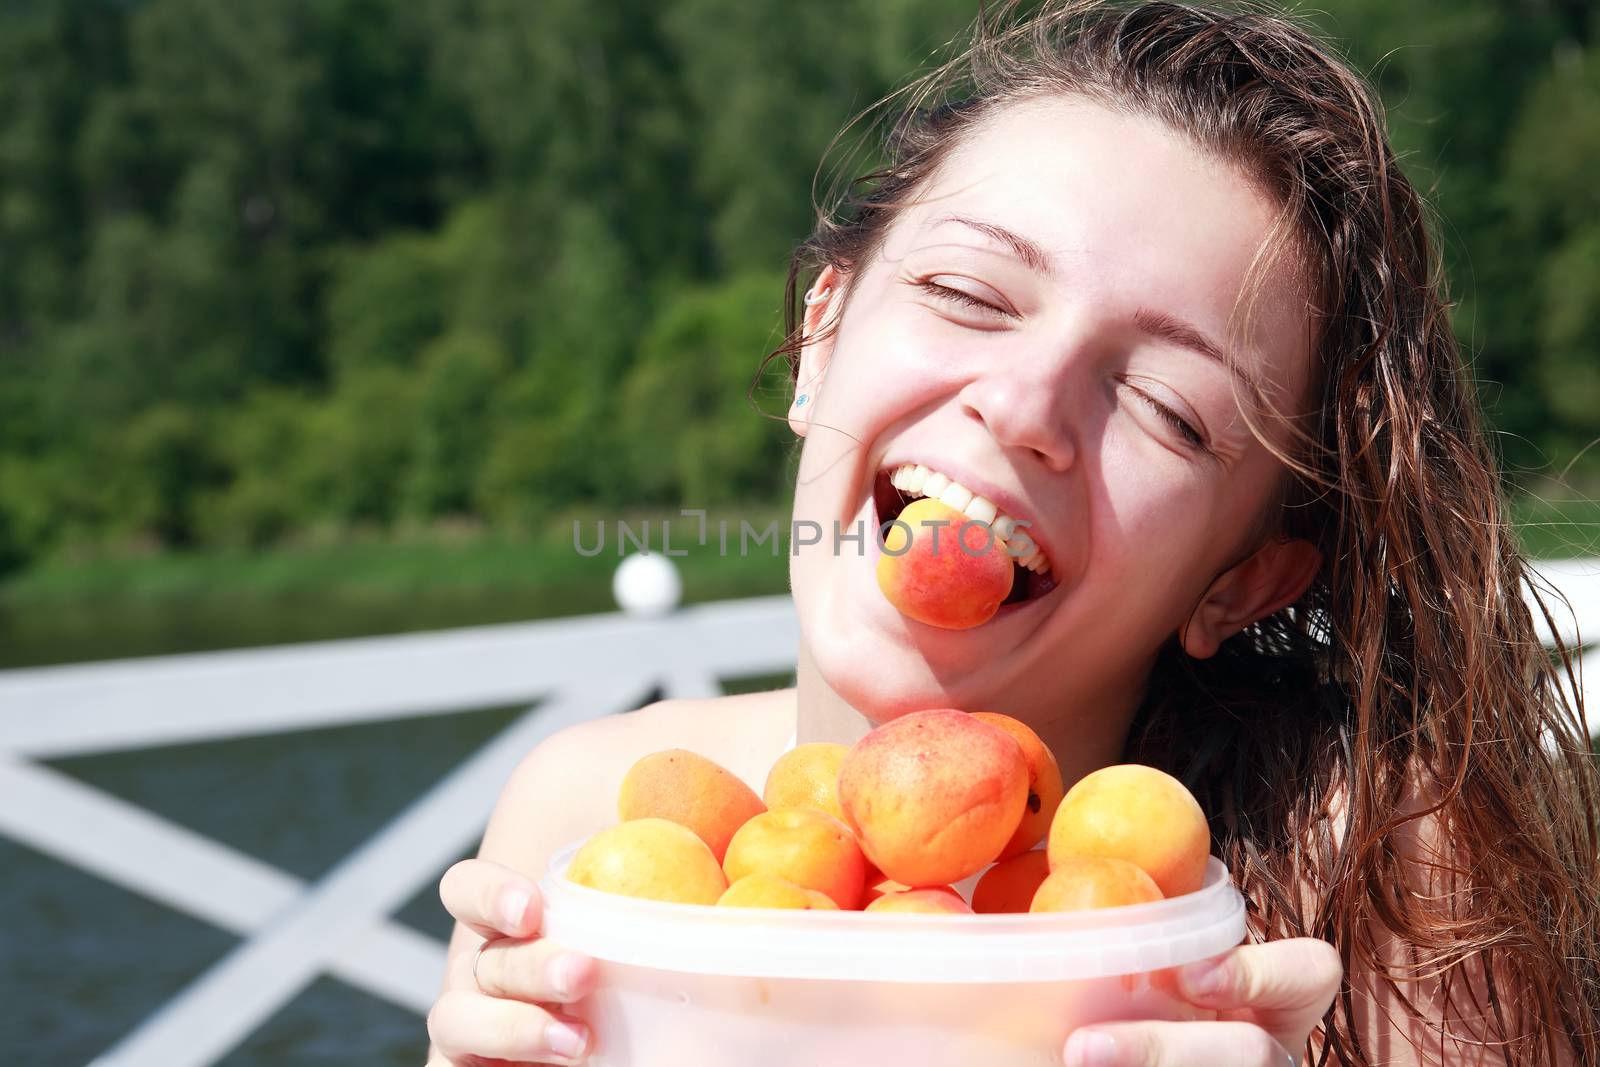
[
  {"xmin": 1117, "ymin": 375, "xmax": 1208, "ymax": 450},
  {"xmin": 915, "ymin": 279, "xmax": 1016, "ymax": 319},
  {"xmin": 1131, "ymin": 388, "xmax": 1206, "ymax": 449}
]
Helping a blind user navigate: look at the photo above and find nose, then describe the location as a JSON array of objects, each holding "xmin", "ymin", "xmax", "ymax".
[{"xmin": 958, "ymin": 370, "xmax": 1078, "ymax": 473}]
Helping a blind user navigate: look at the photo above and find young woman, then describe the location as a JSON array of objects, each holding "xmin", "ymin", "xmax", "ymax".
[{"xmin": 424, "ymin": 3, "xmax": 1600, "ymax": 1064}]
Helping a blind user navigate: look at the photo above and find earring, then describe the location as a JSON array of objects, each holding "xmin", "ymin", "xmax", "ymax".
[
  {"xmin": 794, "ymin": 393, "xmax": 809, "ymax": 408},
  {"xmin": 802, "ymin": 286, "xmax": 832, "ymax": 306}
]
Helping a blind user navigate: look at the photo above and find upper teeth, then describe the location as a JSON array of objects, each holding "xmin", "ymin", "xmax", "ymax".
[{"xmin": 888, "ymin": 464, "xmax": 1050, "ymax": 573}]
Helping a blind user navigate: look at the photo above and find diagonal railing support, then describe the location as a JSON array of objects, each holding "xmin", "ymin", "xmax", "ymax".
[
  {"xmin": 88, "ymin": 679, "xmax": 651, "ymax": 1067},
  {"xmin": 0, "ymin": 756, "xmax": 446, "ymax": 1012}
]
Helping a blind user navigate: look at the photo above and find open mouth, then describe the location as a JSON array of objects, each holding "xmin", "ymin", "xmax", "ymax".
[{"xmin": 873, "ymin": 463, "xmax": 1059, "ymax": 608}]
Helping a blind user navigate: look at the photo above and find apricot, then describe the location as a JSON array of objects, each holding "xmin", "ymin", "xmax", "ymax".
[
  {"xmin": 861, "ymin": 862, "xmax": 961, "ymax": 908},
  {"xmin": 717, "ymin": 872, "xmax": 839, "ymax": 910},
  {"xmin": 971, "ymin": 849, "xmax": 1052, "ymax": 914},
  {"xmin": 617, "ymin": 748, "xmax": 766, "ymax": 863},
  {"xmin": 970, "ymin": 712, "xmax": 1065, "ymax": 859},
  {"xmin": 567, "ymin": 818, "xmax": 728, "ymax": 905},
  {"xmin": 862, "ymin": 866, "xmax": 913, "ymax": 907},
  {"xmin": 838, "ymin": 708, "xmax": 1029, "ymax": 887},
  {"xmin": 1047, "ymin": 764, "xmax": 1211, "ymax": 898},
  {"xmin": 762, "ymin": 742, "xmax": 850, "ymax": 823},
  {"xmin": 864, "ymin": 886, "xmax": 973, "ymax": 914},
  {"xmin": 1030, "ymin": 855, "xmax": 1163, "ymax": 912},
  {"xmin": 876, "ymin": 497, "xmax": 1013, "ymax": 629},
  {"xmin": 722, "ymin": 806, "xmax": 867, "ymax": 910}
]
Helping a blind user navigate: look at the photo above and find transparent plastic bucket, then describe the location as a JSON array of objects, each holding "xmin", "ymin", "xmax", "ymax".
[{"xmin": 539, "ymin": 843, "xmax": 1247, "ymax": 1066}]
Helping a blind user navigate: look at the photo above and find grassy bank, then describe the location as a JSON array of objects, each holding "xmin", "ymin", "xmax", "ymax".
[
  {"xmin": 0, "ymin": 510, "xmax": 794, "ymax": 667},
  {"xmin": 2, "ymin": 496, "xmax": 1595, "ymax": 669}
]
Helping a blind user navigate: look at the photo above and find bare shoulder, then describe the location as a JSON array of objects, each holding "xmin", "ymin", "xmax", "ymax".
[
  {"xmin": 475, "ymin": 687, "xmax": 796, "ymax": 882},
  {"xmin": 1322, "ymin": 766, "xmax": 1537, "ymax": 1066}
]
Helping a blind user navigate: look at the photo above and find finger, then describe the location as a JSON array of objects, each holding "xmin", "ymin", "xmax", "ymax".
[
  {"xmin": 1176, "ymin": 938, "xmax": 1340, "ymax": 1042},
  {"xmin": 474, "ymin": 937, "xmax": 600, "ymax": 1005},
  {"xmin": 428, "ymin": 989, "xmax": 591, "ymax": 1065},
  {"xmin": 441, "ymin": 859, "xmax": 544, "ymax": 940},
  {"xmin": 1064, "ymin": 1020, "xmax": 1292, "ymax": 1067}
]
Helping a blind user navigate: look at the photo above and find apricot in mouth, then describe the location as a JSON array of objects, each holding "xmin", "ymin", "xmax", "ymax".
[{"xmin": 872, "ymin": 471, "xmax": 1055, "ymax": 626}]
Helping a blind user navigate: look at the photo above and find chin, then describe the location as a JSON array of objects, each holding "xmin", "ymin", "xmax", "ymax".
[{"xmin": 802, "ymin": 625, "xmax": 972, "ymax": 724}]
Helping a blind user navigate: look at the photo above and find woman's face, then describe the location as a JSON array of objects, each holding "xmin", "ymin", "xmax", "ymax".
[{"xmin": 790, "ymin": 96, "xmax": 1315, "ymax": 731}]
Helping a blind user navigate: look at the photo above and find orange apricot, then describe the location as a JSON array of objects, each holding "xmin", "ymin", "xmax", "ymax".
[
  {"xmin": 875, "ymin": 497, "xmax": 1013, "ymax": 629},
  {"xmin": 1029, "ymin": 855, "xmax": 1163, "ymax": 912},
  {"xmin": 838, "ymin": 708, "xmax": 1029, "ymax": 887},
  {"xmin": 971, "ymin": 849, "xmax": 1053, "ymax": 914},
  {"xmin": 861, "ymin": 866, "xmax": 913, "ymax": 907},
  {"xmin": 722, "ymin": 807, "xmax": 867, "ymax": 910},
  {"xmin": 617, "ymin": 748, "xmax": 766, "ymax": 863},
  {"xmin": 970, "ymin": 712, "xmax": 1065, "ymax": 859},
  {"xmin": 763, "ymin": 742, "xmax": 850, "ymax": 823},
  {"xmin": 717, "ymin": 872, "xmax": 839, "ymax": 910},
  {"xmin": 567, "ymin": 818, "xmax": 728, "ymax": 905},
  {"xmin": 1047, "ymin": 764, "xmax": 1211, "ymax": 898},
  {"xmin": 864, "ymin": 886, "xmax": 973, "ymax": 914}
]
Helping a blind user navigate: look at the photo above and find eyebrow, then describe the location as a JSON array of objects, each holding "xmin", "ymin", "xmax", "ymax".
[
  {"xmin": 934, "ymin": 215, "xmax": 1058, "ymax": 278},
  {"xmin": 934, "ymin": 213, "xmax": 1267, "ymax": 402},
  {"xmin": 1133, "ymin": 307, "xmax": 1266, "ymax": 402}
]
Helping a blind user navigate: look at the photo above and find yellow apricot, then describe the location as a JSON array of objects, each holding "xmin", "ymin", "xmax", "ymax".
[
  {"xmin": 864, "ymin": 886, "xmax": 972, "ymax": 914},
  {"xmin": 1047, "ymin": 764, "xmax": 1210, "ymax": 898},
  {"xmin": 567, "ymin": 818, "xmax": 728, "ymax": 905},
  {"xmin": 723, "ymin": 807, "xmax": 867, "ymax": 910},
  {"xmin": 1030, "ymin": 855, "xmax": 1163, "ymax": 912},
  {"xmin": 717, "ymin": 872, "xmax": 839, "ymax": 910},
  {"xmin": 763, "ymin": 742, "xmax": 850, "ymax": 823}
]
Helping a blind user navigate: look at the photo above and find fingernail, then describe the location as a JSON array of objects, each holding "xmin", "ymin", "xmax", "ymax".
[
  {"xmin": 500, "ymin": 888, "xmax": 531, "ymax": 932},
  {"xmin": 1181, "ymin": 958, "xmax": 1227, "ymax": 997},
  {"xmin": 1065, "ymin": 1029, "xmax": 1118, "ymax": 1067},
  {"xmin": 553, "ymin": 953, "xmax": 589, "ymax": 998},
  {"xmin": 545, "ymin": 1020, "xmax": 589, "ymax": 1059}
]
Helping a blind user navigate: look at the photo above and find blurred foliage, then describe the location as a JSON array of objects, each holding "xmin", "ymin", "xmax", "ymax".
[{"xmin": 0, "ymin": 0, "xmax": 1597, "ymax": 579}]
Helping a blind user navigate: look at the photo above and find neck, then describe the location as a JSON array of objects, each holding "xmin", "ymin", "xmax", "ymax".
[{"xmin": 794, "ymin": 642, "xmax": 877, "ymax": 748}]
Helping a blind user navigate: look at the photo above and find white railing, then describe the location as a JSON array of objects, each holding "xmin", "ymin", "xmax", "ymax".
[
  {"xmin": 0, "ymin": 592, "xmax": 798, "ymax": 1067},
  {"xmin": 1, "ymin": 560, "xmax": 1596, "ymax": 1067}
]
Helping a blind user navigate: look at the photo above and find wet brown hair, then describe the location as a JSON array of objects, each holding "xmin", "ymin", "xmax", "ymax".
[{"xmin": 765, "ymin": 2, "xmax": 1600, "ymax": 1062}]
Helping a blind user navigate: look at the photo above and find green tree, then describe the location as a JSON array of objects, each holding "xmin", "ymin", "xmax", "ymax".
[
  {"xmin": 618, "ymin": 273, "xmax": 793, "ymax": 505},
  {"xmin": 300, "ymin": 367, "xmax": 424, "ymax": 526},
  {"xmin": 196, "ymin": 390, "xmax": 319, "ymax": 548},
  {"xmin": 406, "ymin": 333, "xmax": 510, "ymax": 518},
  {"xmin": 326, "ymin": 232, "xmax": 450, "ymax": 374}
]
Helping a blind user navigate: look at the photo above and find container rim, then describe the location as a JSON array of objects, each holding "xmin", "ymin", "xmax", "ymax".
[{"xmin": 539, "ymin": 841, "xmax": 1248, "ymax": 983}]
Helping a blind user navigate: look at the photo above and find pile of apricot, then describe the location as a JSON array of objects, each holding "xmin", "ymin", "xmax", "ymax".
[{"xmin": 565, "ymin": 708, "xmax": 1211, "ymax": 915}]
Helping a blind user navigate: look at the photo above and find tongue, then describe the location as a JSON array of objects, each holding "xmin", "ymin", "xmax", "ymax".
[{"xmin": 876, "ymin": 497, "xmax": 1015, "ymax": 629}]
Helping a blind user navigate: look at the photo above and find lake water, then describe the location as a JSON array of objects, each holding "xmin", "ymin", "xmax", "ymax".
[{"xmin": 0, "ymin": 583, "xmax": 623, "ymax": 669}]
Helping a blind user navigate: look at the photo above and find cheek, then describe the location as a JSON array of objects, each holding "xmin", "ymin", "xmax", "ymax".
[
  {"xmin": 832, "ymin": 298, "xmax": 976, "ymax": 397},
  {"xmin": 1087, "ymin": 433, "xmax": 1222, "ymax": 591}
]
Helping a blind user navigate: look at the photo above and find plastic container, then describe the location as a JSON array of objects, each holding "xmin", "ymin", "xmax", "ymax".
[{"xmin": 540, "ymin": 843, "xmax": 1247, "ymax": 1066}]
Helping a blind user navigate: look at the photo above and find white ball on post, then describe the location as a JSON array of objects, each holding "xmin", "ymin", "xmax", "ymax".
[{"xmin": 612, "ymin": 552, "xmax": 683, "ymax": 617}]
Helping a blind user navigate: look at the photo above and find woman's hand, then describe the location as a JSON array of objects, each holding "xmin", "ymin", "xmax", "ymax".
[
  {"xmin": 426, "ymin": 858, "xmax": 600, "ymax": 1066},
  {"xmin": 1063, "ymin": 938, "xmax": 1342, "ymax": 1066}
]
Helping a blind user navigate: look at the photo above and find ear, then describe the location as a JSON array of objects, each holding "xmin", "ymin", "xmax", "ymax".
[
  {"xmin": 1180, "ymin": 537, "xmax": 1322, "ymax": 659},
  {"xmin": 788, "ymin": 264, "xmax": 845, "ymax": 438}
]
